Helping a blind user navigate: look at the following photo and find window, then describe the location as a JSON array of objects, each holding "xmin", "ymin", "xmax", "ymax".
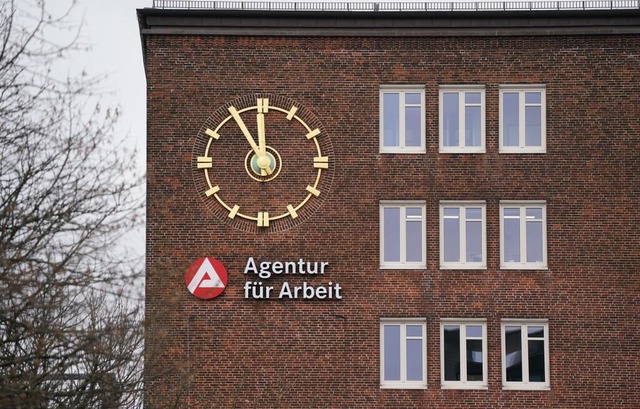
[
  {"xmin": 502, "ymin": 320, "xmax": 550, "ymax": 390},
  {"xmin": 499, "ymin": 85, "xmax": 546, "ymax": 153},
  {"xmin": 380, "ymin": 86, "xmax": 425, "ymax": 153},
  {"xmin": 500, "ymin": 201, "xmax": 547, "ymax": 269},
  {"xmin": 380, "ymin": 319, "xmax": 427, "ymax": 389},
  {"xmin": 439, "ymin": 86, "xmax": 485, "ymax": 153},
  {"xmin": 380, "ymin": 201, "xmax": 426, "ymax": 269},
  {"xmin": 439, "ymin": 201, "xmax": 486, "ymax": 269},
  {"xmin": 440, "ymin": 319, "xmax": 487, "ymax": 389}
]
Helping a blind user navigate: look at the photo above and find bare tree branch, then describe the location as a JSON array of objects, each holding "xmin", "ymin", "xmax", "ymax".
[{"xmin": 0, "ymin": 1, "xmax": 144, "ymax": 407}]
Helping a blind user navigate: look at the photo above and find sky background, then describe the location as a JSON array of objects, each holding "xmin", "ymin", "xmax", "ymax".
[{"xmin": 43, "ymin": 0, "xmax": 151, "ymax": 262}]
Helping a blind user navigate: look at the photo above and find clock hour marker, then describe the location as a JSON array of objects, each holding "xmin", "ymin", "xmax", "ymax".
[
  {"xmin": 205, "ymin": 185, "xmax": 220, "ymax": 197},
  {"xmin": 306, "ymin": 185, "xmax": 321, "ymax": 197},
  {"xmin": 257, "ymin": 98, "xmax": 269, "ymax": 113},
  {"xmin": 205, "ymin": 128, "xmax": 220, "ymax": 139},
  {"xmin": 313, "ymin": 156, "xmax": 329, "ymax": 169},
  {"xmin": 197, "ymin": 156, "xmax": 213, "ymax": 169},
  {"xmin": 229, "ymin": 205, "xmax": 240, "ymax": 219},
  {"xmin": 257, "ymin": 211, "xmax": 269, "ymax": 227},
  {"xmin": 287, "ymin": 205, "xmax": 298, "ymax": 219},
  {"xmin": 286, "ymin": 106, "xmax": 298, "ymax": 120},
  {"xmin": 306, "ymin": 128, "xmax": 321, "ymax": 139}
]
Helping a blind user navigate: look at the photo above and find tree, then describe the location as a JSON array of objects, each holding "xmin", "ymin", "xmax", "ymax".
[{"xmin": 0, "ymin": 1, "xmax": 144, "ymax": 407}]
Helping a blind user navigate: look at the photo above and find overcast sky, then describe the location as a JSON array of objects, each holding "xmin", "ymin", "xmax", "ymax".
[
  {"xmin": 48, "ymin": 0, "xmax": 150, "ymax": 170},
  {"xmin": 44, "ymin": 0, "xmax": 151, "ymax": 258}
]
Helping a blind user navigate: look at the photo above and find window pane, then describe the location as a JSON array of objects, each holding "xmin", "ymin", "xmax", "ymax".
[
  {"xmin": 528, "ymin": 339, "xmax": 546, "ymax": 382},
  {"xmin": 405, "ymin": 106, "xmax": 422, "ymax": 147},
  {"xmin": 528, "ymin": 326, "xmax": 544, "ymax": 338},
  {"xmin": 383, "ymin": 208, "xmax": 400, "ymax": 262},
  {"xmin": 384, "ymin": 325, "xmax": 401, "ymax": 381},
  {"xmin": 383, "ymin": 93, "xmax": 399, "ymax": 147},
  {"xmin": 526, "ymin": 221, "xmax": 543, "ymax": 263},
  {"xmin": 466, "ymin": 325, "xmax": 483, "ymax": 338},
  {"xmin": 503, "ymin": 93, "xmax": 519, "ymax": 146},
  {"xmin": 443, "ymin": 93, "xmax": 459, "ymax": 147},
  {"xmin": 406, "ymin": 92, "xmax": 421, "ymax": 105},
  {"xmin": 443, "ymin": 209, "xmax": 460, "ymax": 263},
  {"xmin": 525, "ymin": 105, "xmax": 541, "ymax": 147},
  {"xmin": 466, "ymin": 220, "xmax": 482, "ymax": 263},
  {"xmin": 466, "ymin": 339, "xmax": 483, "ymax": 381},
  {"xmin": 444, "ymin": 325, "xmax": 461, "ymax": 381},
  {"xmin": 406, "ymin": 207, "xmax": 422, "ymax": 219},
  {"xmin": 465, "ymin": 105, "xmax": 481, "ymax": 147},
  {"xmin": 505, "ymin": 326, "xmax": 523, "ymax": 382},
  {"xmin": 406, "ymin": 325, "xmax": 422, "ymax": 337},
  {"xmin": 406, "ymin": 338, "xmax": 423, "ymax": 381},
  {"xmin": 466, "ymin": 207, "xmax": 482, "ymax": 220},
  {"xmin": 504, "ymin": 210, "xmax": 521, "ymax": 263},
  {"xmin": 526, "ymin": 207, "xmax": 542, "ymax": 220},
  {"xmin": 406, "ymin": 220, "xmax": 423, "ymax": 263},
  {"xmin": 525, "ymin": 91, "xmax": 541, "ymax": 104},
  {"xmin": 465, "ymin": 92, "xmax": 481, "ymax": 104}
]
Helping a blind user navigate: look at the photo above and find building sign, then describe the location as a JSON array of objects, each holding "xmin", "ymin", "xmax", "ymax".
[
  {"xmin": 243, "ymin": 257, "xmax": 342, "ymax": 300},
  {"xmin": 185, "ymin": 257, "xmax": 228, "ymax": 299},
  {"xmin": 185, "ymin": 256, "xmax": 342, "ymax": 300}
]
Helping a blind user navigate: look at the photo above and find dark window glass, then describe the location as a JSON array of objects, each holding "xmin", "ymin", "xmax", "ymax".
[
  {"xmin": 505, "ymin": 326, "xmax": 523, "ymax": 382},
  {"xmin": 443, "ymin": 325, "xmax": 461, "ymax": 381},
  {"xmin": 528, "ymin": 339, "xmax": 546, "ymax": 382},
  {"xmin": 466, "ymin": 339, "xmax": 483, "ymax": 381}
]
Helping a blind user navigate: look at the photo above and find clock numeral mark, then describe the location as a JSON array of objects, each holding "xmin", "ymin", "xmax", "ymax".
[
  {"xmin": 205, "ymin": 128, "xmax": 220, "ymax": 139},
  {"xmin": 306, "ymin": 128, "xmax": 321, "ymax": 139},
  {"xmin": 306, "ymin": 185, "xmax": 321, "ymax": 197},
  {"xmin": 286, "ymin": 106, "xmax": 298, "ymax": 120},
  {"xmin": 257, "ymin": 98, "xmax": 269, "ymax": 113},
  {"xmin": 287, "ymin": 205, "xmax": 298, "ymax": 219},
  {"xmin": 197, "ymin": 156, "xmax": 213, "ymax": 169},
  {"xmin": 313, "ymin": 156, "xmax": 329, "ymax": 169},
  {"xmin": 205, "ymin": 185, "xmax": 220, "ymax": 197},
  {"xmin": 257, "ymin": 212, "xmax": 270, "ymax": 227},
  {"xmin": 229, "ymin": 205, "xmax": 240, "ymax": 219}
]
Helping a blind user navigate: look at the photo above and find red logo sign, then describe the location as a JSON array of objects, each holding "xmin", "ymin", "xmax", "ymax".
[{"xmin": 185, "ymin": 257, "xmax": 228, "ymax": 299}]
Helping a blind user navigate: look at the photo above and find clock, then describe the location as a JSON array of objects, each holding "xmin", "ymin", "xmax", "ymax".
[{"xmin": 193, "ymin": 94, "xmax": 334, "ymax": 233}]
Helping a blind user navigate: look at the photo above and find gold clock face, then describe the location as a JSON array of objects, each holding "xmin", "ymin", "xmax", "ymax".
[{"xmin": 193, "ymin": 94, "xmax": 334, "ymax": 233}]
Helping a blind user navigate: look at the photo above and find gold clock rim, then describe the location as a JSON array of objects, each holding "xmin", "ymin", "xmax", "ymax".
[{"xmin": 201, "ymin": 103, "xmax": 324, "ymax": 223}]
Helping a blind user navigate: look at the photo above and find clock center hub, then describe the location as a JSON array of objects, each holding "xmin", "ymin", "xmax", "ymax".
[
  {"xmin": 257, "ymin": 155, "xmax": 271, "ymax": 169},
  {"xmin": 245, "ymin": 146, "xmax": 281, "ymax": 182}
]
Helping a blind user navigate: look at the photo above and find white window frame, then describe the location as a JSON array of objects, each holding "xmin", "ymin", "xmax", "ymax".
[
  {"xmin": 380, "ymin": 318, "xmax": 427, "ymax": 389},
  {"xmin": 500, "ymin": 201, "xmax": 548, "ymax": 270},
  {"xmin": 439, "ymin": 201, "xmax": 486, "ymax": 269},
  {"xmin": 380, "ymin": 201, "xmax": 426, "ymax": 269},
  {"xmin": 499, "ymin": 85, "xmax": 546, "ymax": 153},
  {"xmin": 439, "ymin": 85, "xmax": 486, "ymax": 153},
  {"xmin": 440, "ymin": 319, "xmax": 488, "ymax": 390},
  {"xmin": 380, "ymin": 85, "xmax": 426, "ymax": 153},
  {"xmin": 501, "ymin": 319, "xmax": 550, "ymax": 390}
]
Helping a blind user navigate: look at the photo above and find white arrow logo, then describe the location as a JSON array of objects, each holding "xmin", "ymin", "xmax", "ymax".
[{"xmin": 188, "ymin": 258, "xmax": 225, "ymax": 293}]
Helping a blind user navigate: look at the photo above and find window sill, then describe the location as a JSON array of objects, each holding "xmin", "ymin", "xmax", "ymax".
[
  {"xmin": 380, "ymin": 148, "xmax": 426, "ymax": 154},
  {"xmin": 380, "ymin": 264, "xmax": 427, "ymax": 270},
  {"xmin": 439, "ymin": 148, "xmax": 486, "ymax": 154},
  {"xmin": 500, "ymin": 264, "xmax": 548, "ymax": 271},
  {"xmin": 502, "ymin": 384, "xmax": 550, "ymax": 391},
  {"xmin": 440, "ymin": 264, "xmax": 487, "ymax": 270},
  {"xmin": 441, "ymin": 383, "xmax": 488, "ymax": 390},
  {"xmin": 499, "ymin": 148, "xmax": 546, "ymax": 154},
  {"xmin": 381, "ymin": 384, "xmax": 427, "ymax": 390}
]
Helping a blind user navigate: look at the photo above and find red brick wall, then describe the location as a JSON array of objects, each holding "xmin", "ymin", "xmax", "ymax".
[{"xmin": 144, "ymin": 33, "xmax": 640, "ymax": 408}]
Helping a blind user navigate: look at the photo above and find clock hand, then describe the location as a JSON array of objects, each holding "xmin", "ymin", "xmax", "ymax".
[
  {"xmin": 229, "ymin": 106, "xmax": 260, "ymax": 155},
  {"xmin": 256, "ymin": 112, "xmax": 273, "ymax": 176}
]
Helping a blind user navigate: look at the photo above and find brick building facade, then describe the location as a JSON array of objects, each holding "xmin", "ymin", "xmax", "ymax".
[{"xmin": 138, "ymin": 2, "xmax": 640, "ymax": 408}]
